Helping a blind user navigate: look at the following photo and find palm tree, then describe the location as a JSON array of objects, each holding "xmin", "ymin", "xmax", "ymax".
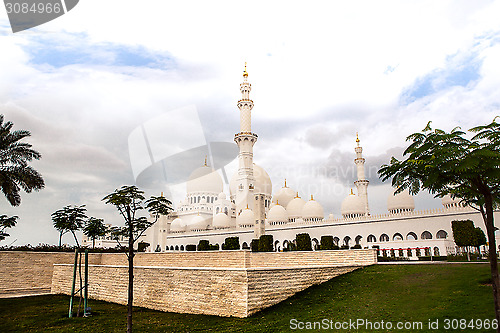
[
  {"xmin": 83, "ymin": 217, "xmax": 107, "ymax": 248},
  {"xmin": 0, "ymin": 115, "xmax": 44, "ymax": 206}
]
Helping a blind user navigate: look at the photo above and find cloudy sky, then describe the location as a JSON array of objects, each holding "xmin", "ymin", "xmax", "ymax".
[{"xmin": 1, "ymin": 1, "xmax": 499, "ymax": 246}]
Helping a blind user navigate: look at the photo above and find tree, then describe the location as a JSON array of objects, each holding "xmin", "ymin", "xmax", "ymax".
[
  {"xmin": 451, "ymin": 220, "xmax": 475, "ymax": 261},
  {"xmin": 473, "ymin": 227, "xmax": 487, "ymax": 254},
  {"xmin": 0, "ymin": 115, "xmax": 44, "ymax": 207},
  {"xmin": 378, "ymin": 118, "xmax": 500, "ymax": 325},
  {"xmin": 0, "ymin": 115, "xmax": 44, "ymax": 241},
  {"xmin": 51, "ymin": 205, "xmax": 87, "ymax": 247},
  {"xmin": 102, "ymin": 185, "xmax": 172, "ymax": 333},
  {"xmin": 52, "ymin": 211, "xmax": 69, "ymax": 247},
  {"xmin": 0, "ymin": 214, "xmax": 17, "ymax": 241},
  {"xmin": 83, "ymin": 217, "xmax": 107, "ymax": 248}
]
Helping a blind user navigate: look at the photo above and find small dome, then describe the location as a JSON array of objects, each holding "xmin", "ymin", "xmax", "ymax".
[
  {"xmin": 341, "ymin": 192, "xmax": 365, "ymax": 217},
  {"xmin": 229, "ymin": 164, "xmax": 272, "ymax": 196},
  {"xmin": 237, "ymin": 208, "xmax": 255, "ymax": 228},
  {"xmin": 273, "ymin": 181, "xmax": 296, "ymax": 207},
  {"xmin": 170, "ymin": 218, "xmax": 186, "ymax": 232},
  {"xmin": 267, "ymin": 204, "xmax": 288, "ymax": 223},
  {"xmin": 286, "ymin": 195, "xmax": 306, "ymax": 219},
  {"xmin": 387, "ymin": 190, "xmax": 415, "ymax": 213},
  {"xmin": 187, "ymin": 165, "xmax": 223, "ymax": 195},
  {"xmin": 442, "ymin": 194, "xmax": 462, "ymax": 208},
  {"xmin": 253, "ymin": 164, "xmax": 272, "ymax": 195},
  {"xmin": 218, "ymin": 192, "xmax": 227, "ymax": 200},
  {"xmin": 187, "ymin": 215, "xmax": 209, "ymax": 231},
  {"xmin": 213, "ymin": 212, "xmax": 231, "ymax": 229},
  {"xmin": 302, "ymin": 196, "xmax": 324, "ymax": 220}
]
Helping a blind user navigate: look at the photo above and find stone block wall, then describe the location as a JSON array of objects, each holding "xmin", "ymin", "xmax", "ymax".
[
  {"xmin": 0, "ymin": 251, "xmax": 101, "ymax": 294},
  {"xmin": 51, "ymin": 264, "xmax": 361, "ymax": 317},
  {"xmin": 52, "ymin": 264, "xmax": 250, "ymax": 317}
]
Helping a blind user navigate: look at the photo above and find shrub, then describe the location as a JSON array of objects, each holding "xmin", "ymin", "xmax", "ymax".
[
  {"xmin": 296, "ymin": 233, "xmax": 312, "ymax": 251},
  {"xmin": 209, "ymin": 244, "xmax": 219, "ymax": 251},
  {"xmin": 222, "ymin": 237, "xmax": 240, "ymax": 250},
  {"xmin": 186, "ymin": 244, "xmax": 196, "ymax": 251},
  {"xmin": 340, "ymin": 245, "xmax": 349, "ymax": 250},
  {"xmin": 197, "ymin": 240, "xmax": 210, "ymax": 251},
  {"xmin": 320, "ymin": 235, "xmax": 334, "ymax": 250},
  {"xmin": 137, "ymin": 242, "xmax": 150, "ymax": 252},
  {"xmin": 332, "ymin": 245, "xmax": 340, "ymax": 250},
  {"xmin": 258, "ymin": 235, "xmax": 274, "ymax": 252},
  {"xmin": 251, "ymin": 239, "xmax": 259, "ymax": 252},
  {"xmin": 351, "ymin": 244, "xmax": 362, "ymax": 249}
]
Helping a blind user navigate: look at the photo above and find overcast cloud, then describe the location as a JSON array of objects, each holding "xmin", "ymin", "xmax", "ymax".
[{"xmin": 0, "ymin": 1, "xmax": 499, "ymax": 245}]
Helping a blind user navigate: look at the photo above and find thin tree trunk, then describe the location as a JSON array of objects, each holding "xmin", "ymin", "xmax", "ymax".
[
  {"xmin": 483, "ymin": 193, "xmax": 500, "ymax": 332},
  {"xmin": 59, "ymin": 232, "xmax": 62, "ymax": 247},
  {"xmin": 92, "ymin": 237, "xmax": 95, "ymax": 249},
  {"xmin": 127, "ymin": 228, "xmax": 134, "ymax": 333}
]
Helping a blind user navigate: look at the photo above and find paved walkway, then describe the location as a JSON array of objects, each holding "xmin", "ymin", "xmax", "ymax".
[{"xmin": 0, "ymin": 288, "xmax": 51, "ymax": 298}]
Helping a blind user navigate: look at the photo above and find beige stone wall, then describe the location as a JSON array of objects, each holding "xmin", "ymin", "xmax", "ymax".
[
  {"xmin": 1, "ymin": 249, "xmax": 376, "ymax": 316},
  {"xmin": 0, "ymin": 251, "xmax": 101, "ymax": 294},
  {"xmin": 248, "ymin": 249, "xmax": 377, "ymax": 267},
  {"xmin": 246, "ymin": 266, "xmax": 359, "ymax": 315},
  {"xmin": 52, "ymin": 264, "xmax": 250, "ymax": 317},
  {"xmin": 51, "ymin": 264, "xmax": 361, "ymax": 317}
]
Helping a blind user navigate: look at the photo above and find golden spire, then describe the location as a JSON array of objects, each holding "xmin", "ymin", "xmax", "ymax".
[
  {"xmin": 350, "ymin": 188, "xmax": 354, "ymax": 195},
  {"xmin": 310, "ymin": 194, "xmax": 314, "ymax": 200},
  {"xmin": 284, "ymin": 178, "xmax": 287, "ymax": 187},
  {"xmin": 204, "ymin": 156, "xmax": 207, "ymax": 166},
  {"xmin": 295, "ymin": 192, "xmax": 300, "ymax": 198},
  {"xmin": 161, "ymin": 192, "xmax": 164, "ymax": 197},
  {"xmin": 356, "ymin": 132, "xmax": 360, "ymax": 144},
  {"xmin": 243, "ymin": 62, "xmax": 248, "ymax": 77},
  {"xmin": 276, "ymin": 199, "xmax": 279, "ymax": 205}
]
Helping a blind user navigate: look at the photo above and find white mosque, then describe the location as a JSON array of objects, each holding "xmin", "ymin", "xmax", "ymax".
[{"xmin": 142, "ymin": 66, "xmax": 499, "ymax": 258}]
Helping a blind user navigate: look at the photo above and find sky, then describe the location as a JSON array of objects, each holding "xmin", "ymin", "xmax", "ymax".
[{"xmin": 1, "ymin": 0, "xmax": 500, "ymax": 246}]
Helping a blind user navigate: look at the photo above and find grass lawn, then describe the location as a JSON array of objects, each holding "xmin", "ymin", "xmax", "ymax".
[{"xmin": 0, "ymin": 264, "xmax": 496, "ymax": 332}]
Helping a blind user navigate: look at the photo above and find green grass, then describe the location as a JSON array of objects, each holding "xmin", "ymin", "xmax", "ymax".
[{"xmin": 0, "ymin": 264, "xmax": 496, "ymax": 332}]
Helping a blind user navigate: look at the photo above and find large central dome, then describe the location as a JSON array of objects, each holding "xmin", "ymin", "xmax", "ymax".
[{"xmin": 186, "ymin": 165, "xmax": 223, "ymax": 194}]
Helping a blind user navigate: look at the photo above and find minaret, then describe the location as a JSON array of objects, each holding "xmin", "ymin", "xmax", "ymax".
[
  {"xmin": 234, "ymin": 64, "xmax": 264, "ymax": 237},
  {"xmin": 354, "ymin": 133, "xmax": 370, "ymax": 216}
]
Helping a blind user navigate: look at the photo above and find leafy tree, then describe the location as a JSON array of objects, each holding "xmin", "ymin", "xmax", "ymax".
[
  {"xmin": 0, "ymin": 115, "xmax": 44, "ymax": 241},
  {"xmin": 452, "ymin": 220, "xmax": 475, "ymax": 261},
  {"xmin": 83, "ymin": 217, "xmax": 107, "ymax": 248},
  {"xmin": 51, "ymin": 205, "xmax": 87, "ymax": 247},
  {"xmin": 52, "ymin": 212, "xmax": 69, "ymax": 247},
  {"xmin": 379, "ymin": 119, "xmax": 500, "ymax": 322},
  {"xmin": 0, "ymin": 214, "xmax": 18, "ymax": 241},
  {"xmin": 0, "ymin": 115, "xmax": 44, "ymax": 206},
  {"xmin": 473, "ymin": 227, "xmax": 487, "ymax": 254},
  {"xmin": 102, "ymin": 185, "xmax": 172, "ymax": 333}
]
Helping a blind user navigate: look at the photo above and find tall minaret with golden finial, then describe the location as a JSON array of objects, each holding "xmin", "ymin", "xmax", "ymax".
[
  {"xmin": 354, "ymin": 133, "xmax": 370, "ymax": 216},
  {"xmin": 234, "ymin": 63, "xmax": 264, "ymax": 236}
]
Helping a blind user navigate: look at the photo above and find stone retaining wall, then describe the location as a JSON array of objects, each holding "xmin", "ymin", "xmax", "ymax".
[
  {"xmin": 0, "ymin": 251, "xmax": 100, "ymax": 294},
  {"xmin": 51, "ymin": 264, "xmax": 360, "ymax": 317}
]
